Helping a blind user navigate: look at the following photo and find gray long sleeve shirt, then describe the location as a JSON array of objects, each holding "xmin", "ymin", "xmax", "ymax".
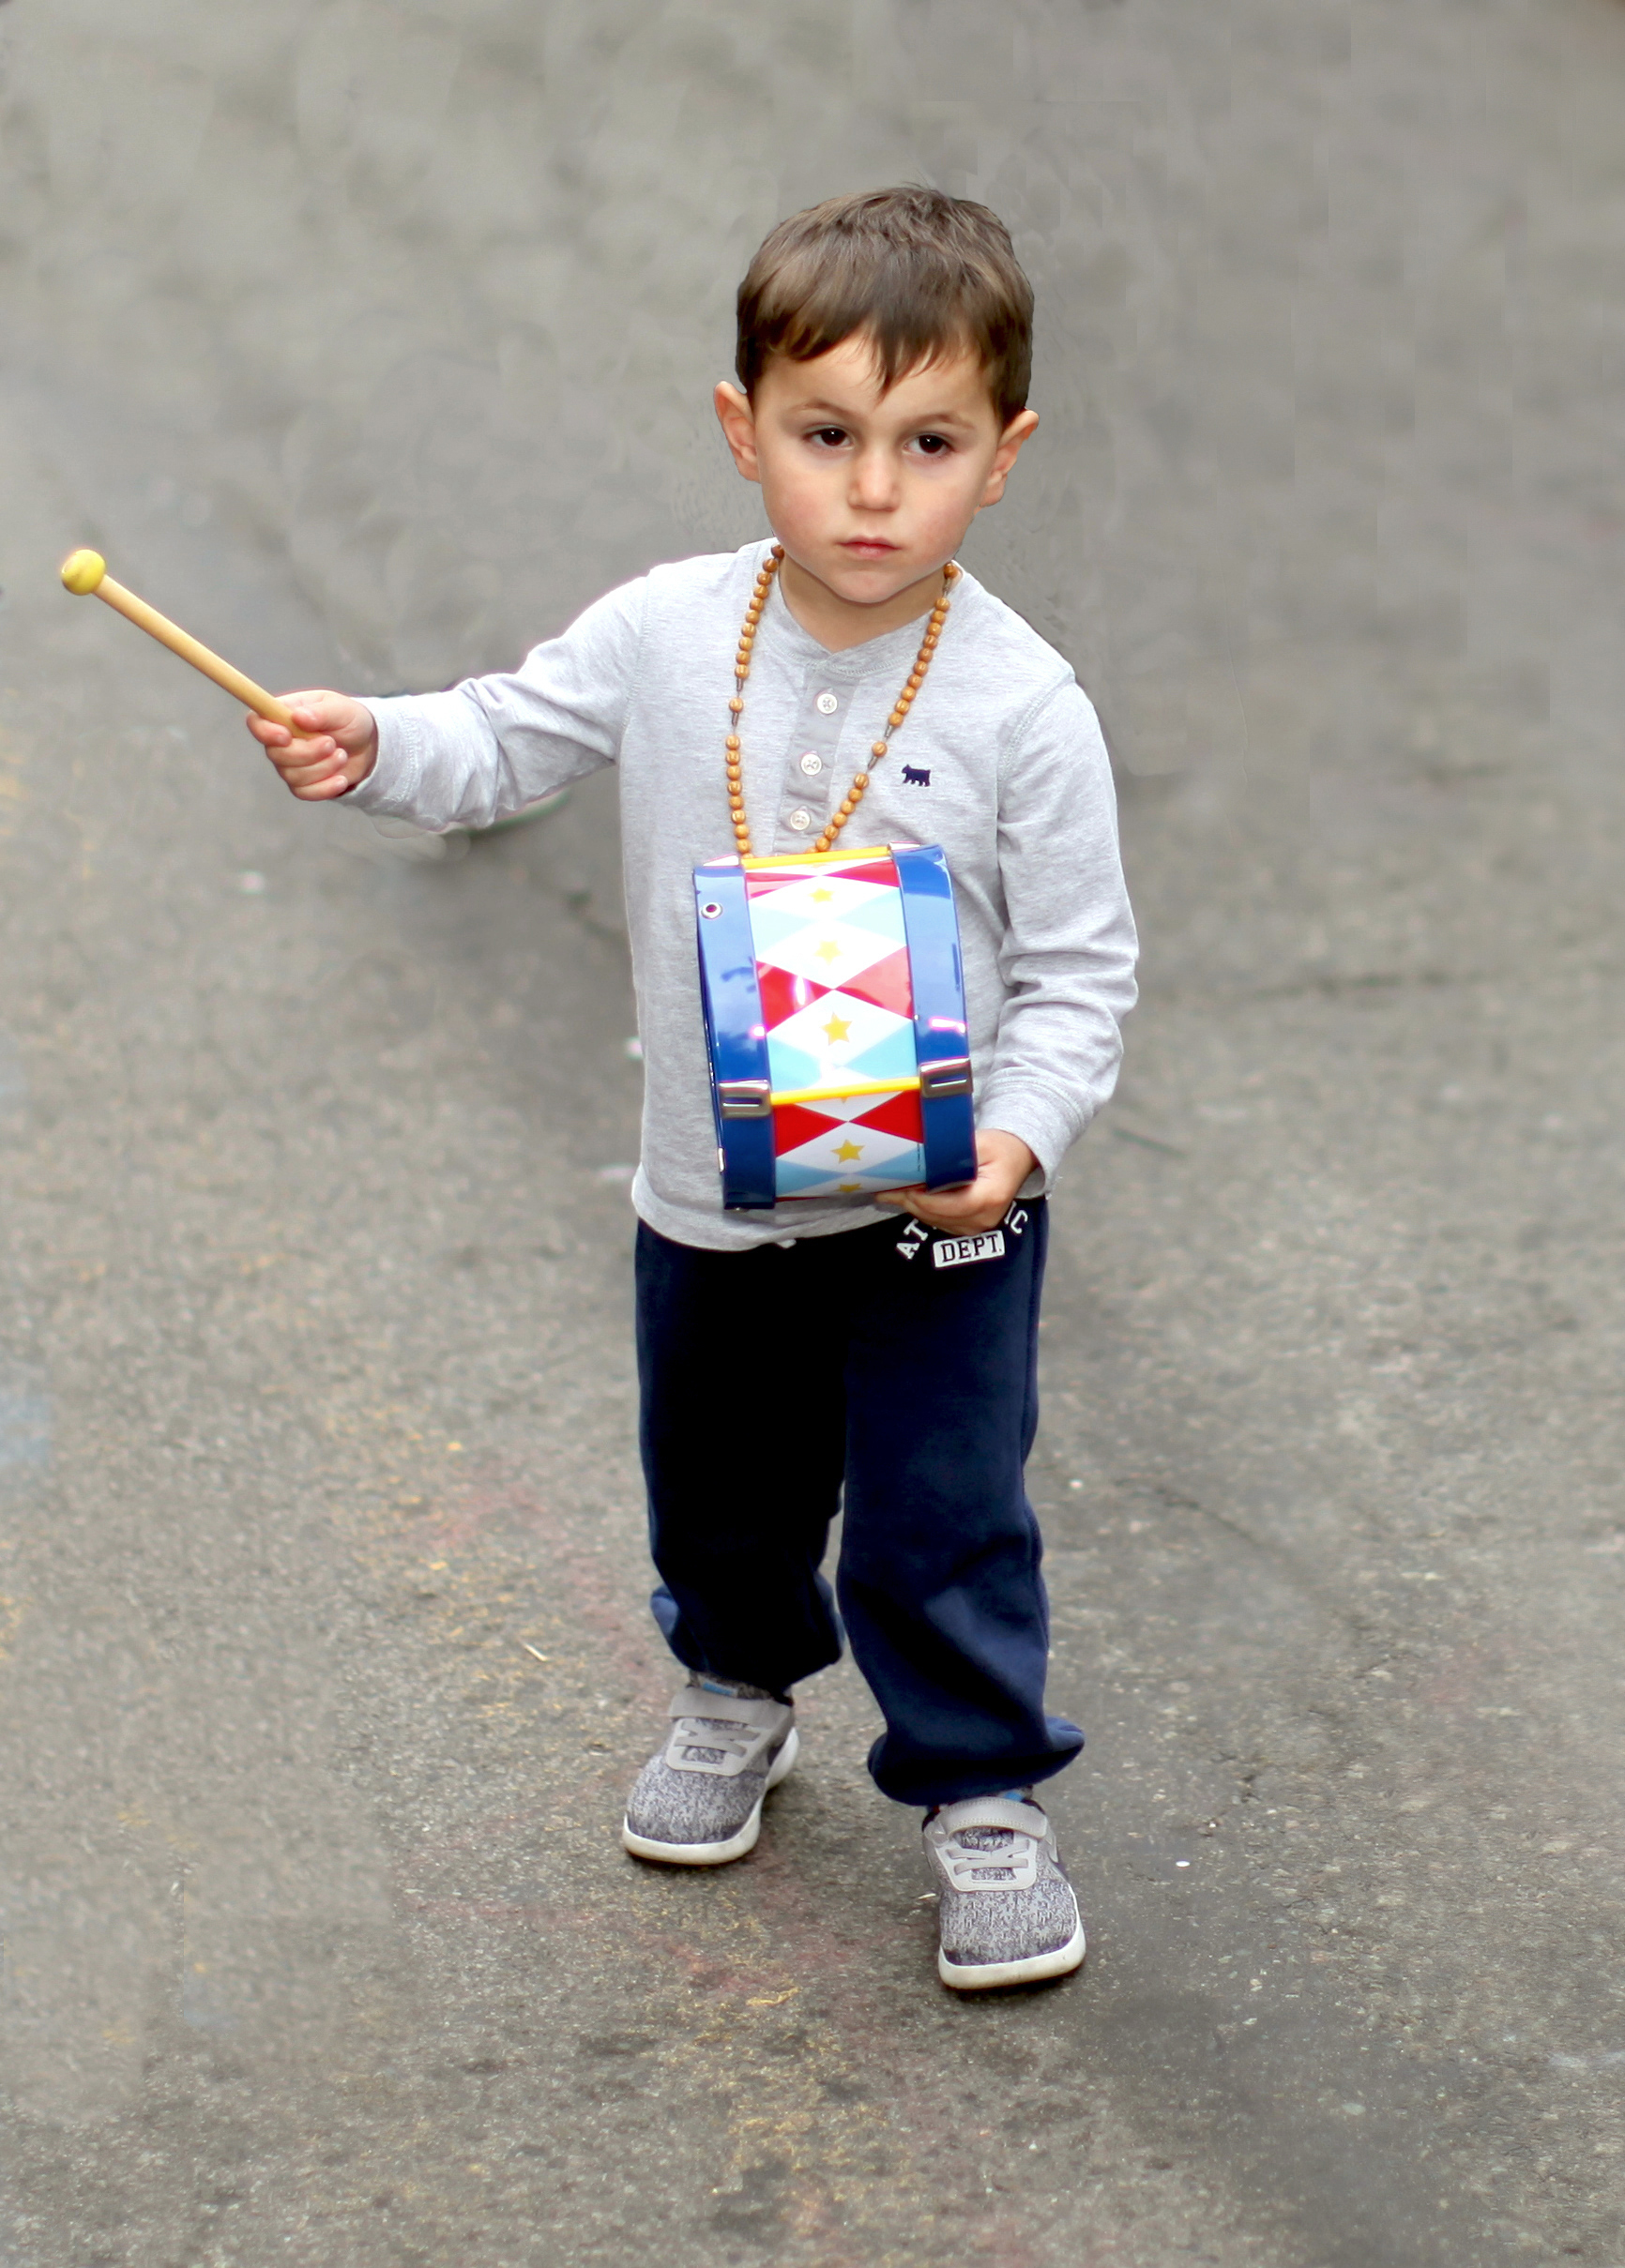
[{"xmin": 351, "ymin": 540, "xmax": 1138, "ymax": 1250}]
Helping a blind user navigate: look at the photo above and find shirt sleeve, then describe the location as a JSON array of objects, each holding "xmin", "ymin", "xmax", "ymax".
[
  {"xmin": 976, "ymin": 677, "xmax": 1140, "ymax": 1184},
  {"xmin": 344, "ymin": 574, "xmax": 648, "ymax": 833}
]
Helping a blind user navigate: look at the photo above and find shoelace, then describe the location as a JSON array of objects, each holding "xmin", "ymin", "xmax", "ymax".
[
  {"xmin": 942, "ymin": 1825, "xmax": 1034, "ymax": 1886},
  {"xmin": 668, "ymin": 1714, "xmax": 771, "ymax": 1773},
  {"xmin": 661, "ymin": 1686, "xmax": 789, "ymax": 1777}
]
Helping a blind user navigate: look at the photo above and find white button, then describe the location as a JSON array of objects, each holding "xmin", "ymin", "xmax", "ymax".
[
  {"xmin": 815, "ymin": 690, "xmax": 839, "ymax": 716},
  {"xmin": 799, "ymin": 751, "xmax": 823, "ymax": 776},
  {"xmin": 787, "ymin": 808, "xmax": 812, "ymax": 831}
]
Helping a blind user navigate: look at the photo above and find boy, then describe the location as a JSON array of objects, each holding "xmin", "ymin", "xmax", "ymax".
[{"xmin": 250, "ymin": 187, "xmax": 1137, "ymax": 1992}]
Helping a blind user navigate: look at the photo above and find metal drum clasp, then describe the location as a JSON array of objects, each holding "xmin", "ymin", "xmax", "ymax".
[
  {"xmin": 919, "ymin": 1056, "xmax": 972, "ymax": 1101},
  {"xmin": 717, "ymin": 1079, "xmax": 772, "ymax": 1120}
]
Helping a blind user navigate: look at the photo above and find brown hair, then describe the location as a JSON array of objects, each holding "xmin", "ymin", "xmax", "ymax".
[{"xmin": 736, "ymin": 186, "xmax": 1034, "ymax": 427}]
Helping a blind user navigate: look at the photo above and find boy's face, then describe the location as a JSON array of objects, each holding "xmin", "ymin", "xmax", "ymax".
[{"xmin": 715, "ymin": 336, "xmax": 1037, "ymax": 632}]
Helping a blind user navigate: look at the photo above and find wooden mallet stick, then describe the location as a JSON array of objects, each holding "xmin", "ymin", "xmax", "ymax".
[{"xmin": 60, "ymin": 550, "xmax": 300, "ymax": 731}]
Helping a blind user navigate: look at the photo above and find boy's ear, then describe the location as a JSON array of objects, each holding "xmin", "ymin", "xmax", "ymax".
[
  {"xmin": 977, "ymin": 409, "xmax": 1040, "ymax": 511},
  {"xmin": 714, "ymin": 382, "xmax": 762, "ymax": 484}
]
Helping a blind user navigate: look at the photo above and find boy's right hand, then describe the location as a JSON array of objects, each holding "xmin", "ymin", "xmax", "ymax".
[{"xmin": 246, "ymin": 691, "xmax": 378, "ymax": 800}]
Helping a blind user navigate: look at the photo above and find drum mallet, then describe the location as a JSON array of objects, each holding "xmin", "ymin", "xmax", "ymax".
[{"xmin": 59, "ymin": 549, "xmax": 300, "ymax": 732}]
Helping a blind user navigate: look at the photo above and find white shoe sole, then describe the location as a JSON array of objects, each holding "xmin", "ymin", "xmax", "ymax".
[
  {"xmin": 937, "ymin": 1916, "xmax": 1086, "ymax": 1992},
  {"xmin": 620, "ymin": 1726, "xmax": 799, "ymax": 1867}
]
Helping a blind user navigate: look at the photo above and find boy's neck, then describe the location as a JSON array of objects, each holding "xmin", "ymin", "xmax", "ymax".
[{"xmin": 777, "ymin": 553, "xmax": 951, "ymax": 654}]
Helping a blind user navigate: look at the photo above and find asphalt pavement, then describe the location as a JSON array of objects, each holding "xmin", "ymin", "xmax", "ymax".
[{"xmin": 3, "ymin": 3, "xmax": 1625, "ymax": 2263}]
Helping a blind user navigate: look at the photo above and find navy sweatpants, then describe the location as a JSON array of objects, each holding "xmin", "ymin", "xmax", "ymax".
[{"xmin": 633, "ymin": 1200, "xmax": 1083, "ymax": 1807}]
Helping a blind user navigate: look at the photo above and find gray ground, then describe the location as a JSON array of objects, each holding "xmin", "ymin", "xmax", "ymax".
[{"xmin": 2, "ymin": 2, "xmax": 1624, "ymax": 2261}]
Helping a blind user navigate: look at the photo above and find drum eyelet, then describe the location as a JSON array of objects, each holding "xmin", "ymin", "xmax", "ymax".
[{"xmin": 700, "ymin": 900, "xmax": 723, "ymax": 919}]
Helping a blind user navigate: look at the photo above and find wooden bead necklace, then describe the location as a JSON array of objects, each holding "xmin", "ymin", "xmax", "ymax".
[{"xmin": 724, "ymin": 544, "xmax": 959, "ymax": 858}]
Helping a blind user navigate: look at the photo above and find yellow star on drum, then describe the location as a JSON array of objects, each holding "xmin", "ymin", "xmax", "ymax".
[
  {"xmin": 834, "ymin": 1139, "xmax": 864, "ymax": 1163},
  {"xmin": 813, "ymin": 938, "xmax": 843, "ymax": 966},
  {"xmin": 821, "ymin": 1012, "xmax": 852, "ymax": 1044}
]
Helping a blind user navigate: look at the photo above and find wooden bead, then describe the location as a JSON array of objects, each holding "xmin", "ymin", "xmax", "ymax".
[
  {"xmin": 729, "ymin": 698, "xmax": 744, "ymax": 714},
  {"xmin": 725, "ymin": 735, "xmax": 740, "ymax": 751},
  {"xmin": 854, "ymin": 773, "xmax": 869, "ymax": 790}
]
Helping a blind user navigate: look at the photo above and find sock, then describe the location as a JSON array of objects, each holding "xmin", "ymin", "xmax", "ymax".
[{"xmin": 697, "ymin": 1675, "xmax": 791, "ymax": 1704}]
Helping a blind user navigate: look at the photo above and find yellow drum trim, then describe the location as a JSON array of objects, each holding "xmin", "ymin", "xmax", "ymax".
[
  {"xmin": 741, "ymin": 844, "xmax": 893, "ymax": 871},
  {"xmin": 770, "ymin": 1075, "xmax": 919, "ymax": 1109}
]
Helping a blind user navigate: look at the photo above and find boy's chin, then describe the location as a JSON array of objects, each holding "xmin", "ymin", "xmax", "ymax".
[{"xmin": 798, "ymin": 551, "xmax": 936, "ymax": 606}]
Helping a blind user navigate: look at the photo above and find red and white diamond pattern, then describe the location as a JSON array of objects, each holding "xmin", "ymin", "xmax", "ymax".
[{"xmin": 744, "ymin": 857, "xmax": 928, "ymax": 1200}]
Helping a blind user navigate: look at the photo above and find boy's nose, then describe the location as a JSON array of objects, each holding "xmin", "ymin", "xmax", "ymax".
[{"xmin": 849, "ymin": 448, "xmax": 901, "ymax": 510}]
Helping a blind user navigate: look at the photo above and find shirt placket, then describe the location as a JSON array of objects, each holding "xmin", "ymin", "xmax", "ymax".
[{"xmin": 773, "ymin": 669, "xmax": 859, "ymax": 850}]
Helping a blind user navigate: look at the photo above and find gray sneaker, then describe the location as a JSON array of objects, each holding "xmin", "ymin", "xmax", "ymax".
[
  {"xmin": 924, "ymin": 1793, "xmax": 1086, "ymax": 1990},
  {"xmin": 621, "ymin": 1679, "xmax": 797, "ymax": 1866}
]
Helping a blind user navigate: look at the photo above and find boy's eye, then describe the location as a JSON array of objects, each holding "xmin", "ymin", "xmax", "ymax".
[
  {"xmin": 914, "ymin": 433, "xmax": 951, "ymax": 456},
  {"xmin": 809, "ymin": 426, "xmax": 850, "ymax": 447}
]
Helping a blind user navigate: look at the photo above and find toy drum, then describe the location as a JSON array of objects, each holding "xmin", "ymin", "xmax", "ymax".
[{"xmin": 693, "ymin": 842, "xmax": 977, "ymax": 1211}]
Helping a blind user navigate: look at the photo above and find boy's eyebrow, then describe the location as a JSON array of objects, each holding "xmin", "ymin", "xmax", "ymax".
[{"xmin": 788, "ymin": 395, "xmax": 983, "ymax": 428}]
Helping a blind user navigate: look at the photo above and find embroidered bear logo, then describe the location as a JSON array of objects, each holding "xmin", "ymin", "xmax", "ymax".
[{"xmin": 901, "ymin": 764, "xmax": 932, "ymax": 787}]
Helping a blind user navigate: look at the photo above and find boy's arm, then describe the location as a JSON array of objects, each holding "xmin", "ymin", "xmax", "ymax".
[
  {"xmin": 883, "ymin": 678, "xmax": 1136, "ymax": 1235},
  {"xmin": 978, "ymin": 678, "xmax": 1139, "ymax": 1180},
  {"xmin": 247, "ymin": 577, "xmax": 648, "ymax": 829}
]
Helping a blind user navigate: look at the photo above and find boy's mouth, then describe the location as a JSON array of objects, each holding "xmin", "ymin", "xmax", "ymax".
[{"xmin": 840, "ymin": 538, "xmax": 900, "ymax": 557}]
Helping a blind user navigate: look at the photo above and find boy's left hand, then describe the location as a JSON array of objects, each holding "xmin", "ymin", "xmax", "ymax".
[{"xmin": 880, "ymin": 1128, "xmax": 1038, "ymax": 1233}]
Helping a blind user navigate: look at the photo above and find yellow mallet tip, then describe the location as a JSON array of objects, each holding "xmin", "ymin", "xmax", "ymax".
[{"xmin": 61, "ymin": 549, "xmax": 107, "ymax": 596}]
